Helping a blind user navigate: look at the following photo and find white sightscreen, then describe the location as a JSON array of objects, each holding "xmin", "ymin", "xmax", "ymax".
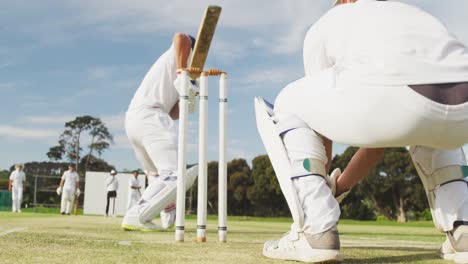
[{"xmin": 83, "ymin": 171, "xmax": 146, "ymax": 216}]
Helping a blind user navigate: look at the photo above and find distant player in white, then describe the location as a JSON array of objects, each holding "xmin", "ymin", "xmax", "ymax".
[
  {"xmin": 105, "ymin": 170, "xmax": 119, "ymax": 217},
  {"xmin": 57, "ymin": 164, "xmax": 80, "ymax": 215},
  {"xmin": 127, "ymin": 170, "xmax": 141, "ymax": 210},
  {"xmin": 8, "ymin": 163, "xmax": 26, "ymax": 213},
  {"xmin": 122, "ymin": 33, "xmax": 199, "ymax": 231},
  {"xmin": 255, "ymin": 0, "xmax": 468, "ymax": 263}
]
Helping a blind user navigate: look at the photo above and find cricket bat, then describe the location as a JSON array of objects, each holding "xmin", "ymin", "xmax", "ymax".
[{"xmin": 189, "ymin": 5, "xmax": 222, "ymax": 79}]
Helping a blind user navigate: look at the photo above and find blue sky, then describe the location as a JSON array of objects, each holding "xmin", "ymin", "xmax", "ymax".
[{"xmin": 1, "ymin": 0, "xmax": 467, "ymax": 171}]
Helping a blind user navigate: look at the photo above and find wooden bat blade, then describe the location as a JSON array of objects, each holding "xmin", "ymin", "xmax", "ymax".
[{"xmin": 189, "ymin": 5, "xmax": 222, "ymax": 78}]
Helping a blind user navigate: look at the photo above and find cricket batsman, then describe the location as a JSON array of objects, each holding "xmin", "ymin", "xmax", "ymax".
[
  {"xmin": 122, "ymin": 33, "xmax": 199, "ymax": 231},
  {"xmin": 57, "ymin": 164, "xmax": 80, "ymax": 215},
  {"xmin": 255, "ymin": 0, "xmax": 468, "ymax": 262}
]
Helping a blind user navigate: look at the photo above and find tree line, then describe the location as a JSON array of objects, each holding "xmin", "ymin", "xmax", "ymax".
[
  {"xmin": 1, "ymin": 115, "xmax": 431, "ymax": 221},
  {"xmin": 182, "ymin": 147, "xmax": 430, "ymax": 222}
]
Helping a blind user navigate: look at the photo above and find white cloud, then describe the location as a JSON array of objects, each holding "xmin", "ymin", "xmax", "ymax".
[
  {"xmin": 0, "ymin": 82, "xmax": 17, "ymax": 92},
  {"xmin": 1, "ymin": 0, "xmax": 330, "ymax": 55},
  {"xmin": 112, "ymin": 134, "xmax": 132, "ymax": 149},
  {"xmin": 20, "ymin": 115, "xmax": 73, "ymax": 126},
  {"xmin": 101, "ymin": 113, "xmax": 126, "ymax": 132},
  {"xmin": 0, "ymin": 125, "xmax": 59, "ymax": 140},
  {"xmin": 240, "ymin": 65, "xmax": 302, "ymax": 90},
  {"xmin": 3, "ymin": 0, "xmax": 468, "ymax": 58}
]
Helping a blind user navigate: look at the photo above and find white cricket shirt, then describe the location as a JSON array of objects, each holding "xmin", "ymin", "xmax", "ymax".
[
  {"xmin": 303, "ymin": 0, "xmax": 468, "ymax": 85},
  {"xmin": 106, "ymin": 176, "xmax": 119, "ymax": 191},
  {"xmin": 9, "ymin": 170, "xmax": 26, "ymax": 188},
  {"xmin": 128, "ymin": 177, "xmax": 141, "ymax": 189},
  {"xmin": 61, "ymin": 170, "xmax": 79, "ymax": 192},
  {"xmin": 128, "ymin": 41, "xmax": 192, "ymax": 114}
]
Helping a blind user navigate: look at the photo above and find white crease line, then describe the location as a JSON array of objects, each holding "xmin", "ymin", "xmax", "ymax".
[{"xmin": 0, "ymin": 227, "xmax": 28, "ymax": 236}]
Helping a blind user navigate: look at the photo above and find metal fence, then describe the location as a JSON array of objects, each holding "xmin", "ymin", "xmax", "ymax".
[
  {"xmin": 0, "ymin": 190, "xmax": 12, "ymax": 211},
  {"xmin": 30, "ymin": 175, "xmax": 85, "ymax": 212}
]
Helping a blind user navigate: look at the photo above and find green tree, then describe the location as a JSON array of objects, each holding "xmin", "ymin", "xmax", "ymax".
[
  {"xmin": 0, "ymin": 170, "xmax": 9, "ymax": 190},
  {"xmin": 330, "ymin": 147, "xmax": 376, "ymax": 220},
  {"xmin": 227, "ymin": 159, "xmax": 253, "ymax": 215},
  {"xmin": 47, "ymin": 116, "xmax": 113, "ymax": 175},
  {"xmin": 247, "ymin": 155, "xmax": 289, "ymax": 217},
  {"xmin": 358, "ymin": 148, "xmax": 426, "ymax": 222},
  {"xmin": 79, "ymin": 154, "xmax": 115, "ymax": 175}
]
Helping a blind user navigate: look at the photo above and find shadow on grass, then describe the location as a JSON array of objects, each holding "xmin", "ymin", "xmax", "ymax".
[
  {"xmin": 346, "ymin": 246, "xmax": 436, "ymax": 252},
  {"xmin": 341, "ymin": 231, "xmax": 442, "ymax": 239},
  {"xmin": 344, "ymin": 246, "xmax": 440, "ymax": 264},
  {"xmin": 345, "ymin": 253, "xmax": 439, "ymax": 263}
]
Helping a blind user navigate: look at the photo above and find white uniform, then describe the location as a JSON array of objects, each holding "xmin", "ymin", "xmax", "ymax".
[
  {"xmin": 9, "ymin": 169, "xmax": 26, "ymax": 212},
  {"xmin": 106, "ymin": 176, "xmax": 119, "ymax": 191},
  {"xmin": 105, "ymin": 176, "xmax": 119, "ymax": 216},
  {"xmin": 126, "ymin": 44, "xmax": 180, "ymax": 178},
  {"xmin": 122, "ymin": 36, "xmax": 198, "ymax": 230},
  {"xmin": 60, "ymin": 170, "xmax": 79, "ymax": 214},
  {"xmin": 273, "ymin": 0, "xmax": 468, "ymax": 235},
  {"xmin": 127, "ymin": 177, "xmax": 141, "ymax": 209}
]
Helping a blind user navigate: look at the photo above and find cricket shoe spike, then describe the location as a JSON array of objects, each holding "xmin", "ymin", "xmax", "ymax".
[
  {"xmin": 263, "ymin": 225, "xmax": 343, "ymax": 263},
  {"xmin": 440, "ymin": 224, "xmax": 468, "ymax": 264}
]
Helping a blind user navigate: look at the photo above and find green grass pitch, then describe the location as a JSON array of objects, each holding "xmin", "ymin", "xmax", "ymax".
[{"xmin": 0, "ymin": 212, "xmax": 449, "ymax": 263}]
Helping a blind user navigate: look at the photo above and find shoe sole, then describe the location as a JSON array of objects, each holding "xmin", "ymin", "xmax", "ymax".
[
  {"xmin": 440, "ymin": 251, "xmax": 456, "ymax": 261},
  {"xmin": 264, "ymin": 248, "xmax": 343, "ymax": 263},
  {"xmin": 455, "ymin": 252, "xmax": 468, "ymax": 264},
  {"xmin": 121, "ymin": 224, "xmax": 161, "ymax": 232}
]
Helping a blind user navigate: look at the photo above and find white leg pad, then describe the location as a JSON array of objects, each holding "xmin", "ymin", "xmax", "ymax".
[
  {"xmin": 138, "ymin": 165, "xmax": 198, "ymax": 223},
  {"xmin": 410, "ymin": 146, "xmax": 468, "ymax": 231},
  {"xmin": 255, "ymin": 97, "xmax": 305, "ymax": 231}
]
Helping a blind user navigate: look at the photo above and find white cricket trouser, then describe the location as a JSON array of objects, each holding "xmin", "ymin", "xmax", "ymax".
[
  {"xmin": 275, "ymin": 68, "xmax": 468, "ymax": 233},
  {"xmin": 283, "ymin": 128, "xmax": 340, "ymax": 235},
  {"xmin": 61, "ymin": 189, "xmax": 75, "ymax": 214},
  {"xmin": 127, "ymin": 190, "xmax": 141, "ymax": 210},
  {"xmin": 11, "ymin": 187, "xmax": 23, "ymax": 212},
  {"xmin": 275, "ymin": 68, "xmax": 468, "ymax": 150},
  {"xmin": 125, "ymin": 107, "xmax": 177, "ymax": 177}
]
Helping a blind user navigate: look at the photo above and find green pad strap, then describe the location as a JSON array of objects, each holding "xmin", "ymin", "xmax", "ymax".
[
  {"xmin": 462, "ymin": 166, "xmax": 468, "ymax": 178},
  {"xmin": 303, "ymin": 159, "xmax": 326, "ymax": 177}
]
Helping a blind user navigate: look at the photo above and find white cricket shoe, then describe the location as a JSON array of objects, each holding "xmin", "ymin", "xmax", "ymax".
[
  {"xmin": 160, "ymin": 203, "xmax": 176, "ymax": 229},
  {"xmin": 263, "ymin": 225, "xmax": 343, "ymax": 263},
  {"xmin": 440, "ymin": 225, "xmax": 468, "ymax": 264},
  {"xmin": 121, "ymin": 210, "xmax": 162, "ymax": 232}
]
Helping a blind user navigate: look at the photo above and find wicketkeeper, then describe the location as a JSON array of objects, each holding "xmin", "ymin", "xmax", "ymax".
[
  {"xmin": 255, "ymin": 0, "xmax": 468, "ymax": 263},
  {"xmin": 122, "ymin": 33, "xmax": 199, "ymax": 231}
]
